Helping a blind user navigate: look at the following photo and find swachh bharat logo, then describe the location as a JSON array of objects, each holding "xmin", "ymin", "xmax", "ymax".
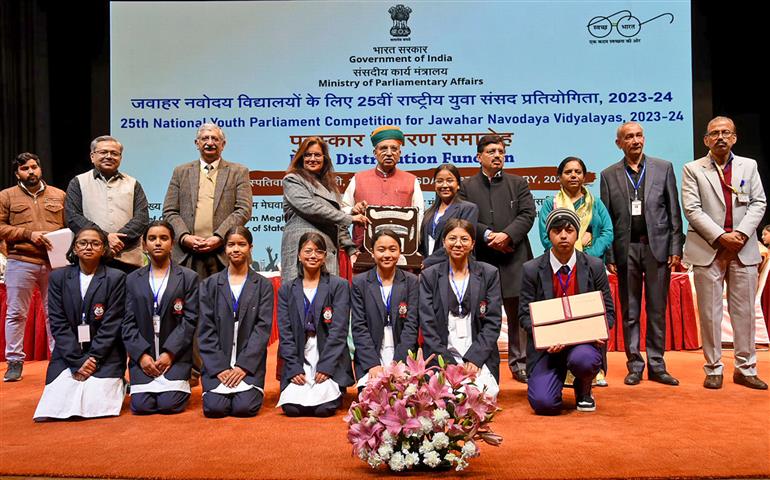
[{"xmin": 587, "ymin": 10, "xmax": 674, "ymax": 40}]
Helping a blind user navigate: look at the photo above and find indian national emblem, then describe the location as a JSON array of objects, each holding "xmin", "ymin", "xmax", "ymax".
[{"xmin": 389, "ymin": 4, "xmax": 412, "ymax": 37}]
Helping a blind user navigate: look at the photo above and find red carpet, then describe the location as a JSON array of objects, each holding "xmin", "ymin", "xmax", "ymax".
[{"xmin": 1, "ymin": 347, "xmax": 768, "ymax": 479}]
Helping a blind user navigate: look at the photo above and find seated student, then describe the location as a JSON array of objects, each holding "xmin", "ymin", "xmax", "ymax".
[
  {"xmin": 519, "ymin": 208, "xmax": 615, "ymax": 415},
  {"xmin": 419, "ymin": 218, "xmax": 502, "ymax": 399},
  {"xmin": 198, "ymin": 226, "xmax": 274, "ymax": 418},
  {"xmin": 122, "ymin": 220, "xmax": 199, "ymax": 415},
  {"xmin": 33, "ymin": 227, "xmax": 126, "ymax": 421},
  {"xmin": 277, "ymin": 232, "xmax": 353, "ymax": 417},
  {"xmin": 351, "ymin": 230, "xmax": 419, "ymax": 389}
]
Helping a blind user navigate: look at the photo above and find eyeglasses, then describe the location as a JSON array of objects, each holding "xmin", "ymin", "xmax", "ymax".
[
  {"xmin": 301, "ymin": 248, "xmax": 326, "ymax": 257},
  {"xmin": 706, "ymin": 130, "xmax": 734, "ymax": 139},
  {"xmin": 445, "ymin": 236, "xmax": 472, "ymax": 246},
  {"xmin": 76, "ymin": 240, "xmax": 104, "ymax": 249},
  {"xmin": 94, "ymin": 150, "xmax": 121, "ymax": 158}
]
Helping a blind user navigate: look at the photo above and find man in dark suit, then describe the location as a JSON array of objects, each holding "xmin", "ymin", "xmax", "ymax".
[
  {"xmin": 162, "ymin": 123, "xmax": 252, "ymax": 278},
  {"xmin": 459, "ymin": 134, "xmax": 536, "ymax": 382},
  {"xmin": 600, "ymin": 122, "xmax": 683, "ymax": 386},
  {"xmin": 519, "ymin": 209, "xmax": 615, "ymax": 414}
]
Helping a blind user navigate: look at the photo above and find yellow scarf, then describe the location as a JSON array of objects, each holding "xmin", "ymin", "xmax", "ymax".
[{"xmin": 553, "ymin": 186, "xmax": 593, "ymax": 251}]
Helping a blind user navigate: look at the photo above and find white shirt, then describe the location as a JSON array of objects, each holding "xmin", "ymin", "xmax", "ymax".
[{"xmin": 549, "ymin": 249, "xmax": 577, "ymax": 274}]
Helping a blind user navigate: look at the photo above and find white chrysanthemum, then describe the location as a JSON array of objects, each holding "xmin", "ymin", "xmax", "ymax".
[
  {"xmin": 432, "ymin": 432, "xmax": 450, "ymax": 450},
  {"xmin": 367, "ymin": 453, "xmax": 383, "ymax": 468},
  {"xmin": 423, "ymin": 450, "xmax": 441, "ymax": 468},
  {"xmin": 444, "ymin": 452, "xmax": 458, "ymax": 463},
  {"xmin": 377, "ymin": 443, "xmax": 394, "ymax": 459},
  {"xmin": 404, "ymin": 452, "xmax": 419, "ymax": 467},
  {"xmin": 388, "ymin": 452, "xmax": 406, "ymax": 472},
  {"xmin": 455, "ymin": 458, "xmax": 469, "ymax": 471},
  {"xmin": 462, "ymin": 441, "xmax": 477, "ymax": 458},
  {"xmin": 404, "ymin": 383, "xmax": 418, "ymax": 396},
  {"xmin": 419, "ymin": 416, "xmax": 433, "ymax": 434},
  {"xmin": 418, "ymin": 438, "xmax": 435, "ymax": 455},
  {"xmin": 432, "ymin": 408, "xmax": 450, "ymax": 426},
  {"xmin": 382, "ymin": 431, "xmax": 395, "ymax": 447},
  {"xmin": 401, "ymin": 440, "xmax": 411, "ymax": 452},
  {"xmin": 358, "ymin": 449, "xmax": 369, "ymax": 461}
]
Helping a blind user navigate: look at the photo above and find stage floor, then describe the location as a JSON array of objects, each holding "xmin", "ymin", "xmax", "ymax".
[{"xmin": 1, "ymin": 348, "xmax": 768, "ymax": 479}]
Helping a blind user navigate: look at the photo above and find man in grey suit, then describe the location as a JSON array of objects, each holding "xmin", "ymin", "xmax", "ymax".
[
  {"xmin": 682, "ymin": 116, "xmax": 767, "ymax": 390},
  {"xmin": 163, "ymin": 124, "xmax": 252, "ymax": 277},
  {"xmin": 600, "ymin": 122, "xmax": 683, "ymax": 386}
]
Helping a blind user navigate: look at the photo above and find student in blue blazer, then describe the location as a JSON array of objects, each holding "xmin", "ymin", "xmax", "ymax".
[
  {"xmin": 122, "ymin": 220, "xmax": 199, "ymax": 415},
  {"xmin": 198, "ymin": 226, "xmax": 274, "ymax": 418},
  {"xmin": 420, "ymin": 164, "xmax": 479, "ymax": 268},
  {"xmin": 351, "ymin": 229, "xmax": 419, "ymax": 389},
  {"xmin": 34, "ymin": 227, "xmax": 127, "ymax": 421},
  {"xmin": 277, "ymin": 231, "xmax": 353, "ymax": 417},
  {"xmin": 419, "ymin": 218, "xmax": 502, "ymax": 399}
]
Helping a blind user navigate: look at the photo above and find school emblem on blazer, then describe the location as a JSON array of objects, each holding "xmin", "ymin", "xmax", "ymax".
[
  {"xmin": 173, "ymin": 298, "xmax": 184, "ymax": 315},
  {"xmin": 322, "ymin": 306, "xmax": 333, "ymax": 323},
  {"xmin": 93, "ymin": 303, "xmax": 105, "ymax": 320},
  {"xmin": 479, "ymin": 300, "xmax": 488, "ymax": 318},
  {"xmin": 398, "ymin": 302, "xmax": 408, "ymax": 318}
]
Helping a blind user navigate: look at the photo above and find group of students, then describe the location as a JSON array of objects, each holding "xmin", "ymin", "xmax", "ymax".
[{"xmin": 33, "ymin": 215, "xmax": 505, "ymax": 421}]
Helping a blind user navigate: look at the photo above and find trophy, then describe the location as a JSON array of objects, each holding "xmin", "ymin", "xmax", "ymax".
[{"xmin": 354, "ymin": 205, "xmax": 423, "ymax": 271}]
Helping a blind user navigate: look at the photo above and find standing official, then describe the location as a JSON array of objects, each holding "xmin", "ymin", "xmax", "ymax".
[
  {"xmin": 65, "ymin": 135, "xmax": 149, "ymax": 273},
  {"xmin": 1, "ymin": 153, "xmax": 66, "ymax": 381},
  {"xmin": 600, "ymin": 122, "xmax": 683, "ymax": 386},
  {"xmin": 459, "ymin": 134, "xmax": 536, "ymax": 383},
  {"xmin": 342, "ymin": 126, "xmax": 424, "ymax": 248},
  {"xmin": 163, "ymin": 124, "xmax": 252, "ymax": 278},
  {"xmin": 682, "ymin": 116, "xmax": 767, "ymax": 390}
]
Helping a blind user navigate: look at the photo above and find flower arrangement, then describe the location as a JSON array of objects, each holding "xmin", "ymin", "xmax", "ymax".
[{"xmin": 345, "ymin": 350, "xmax": 502, "ymax": 472}]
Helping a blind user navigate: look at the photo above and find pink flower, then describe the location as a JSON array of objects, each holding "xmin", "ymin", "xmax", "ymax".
[
  {"xmin": 425, "ymin": 371, "xmax": 453, "ymax": 408},
  {"xmin": 462, "ymin": 385, "xmax": 491, "ymax": 422},
  {"xmin": 405, "ymin": 348, "xmax": 435, "ymax": 378},
  {"xmin": 478, "ymin": 430, "xmax": 503, "ymax": 446},
  {"xmin": 443, "ymin": 364, "xmax": 471, "ymax": 389},
  {"xmin": 348, "ymin": 418, "xmax": 385, "ymax": 455},
  {"xmin": 379, "ymin": 399, "xmax": 422, "ymax": 436}
]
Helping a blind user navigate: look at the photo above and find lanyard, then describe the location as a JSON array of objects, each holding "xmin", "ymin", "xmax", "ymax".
[
  {"xmin": 149, "ymin": 264, "xmax": 170, "ymax": 315},
  {"xmin": 556, "ymin": 266, "xmax": 573, "ymax": 297},
  {"xmin": 624, "ymin": 162, "xmax": 646, "ymax": 200},
  {"xmin": 449, "ymin": 264, "xmax": 469, "ymax": 316},
  {"xmin": 376, "ymin": 270, "xmax": 393, "ymax": 325},
  {"xmin": 229, "ymin": 274, "xmax": 243, "ymax": 320},
  {"xmin": 431, "ymin": 205, "xmax": 449, "ymax": 239}
]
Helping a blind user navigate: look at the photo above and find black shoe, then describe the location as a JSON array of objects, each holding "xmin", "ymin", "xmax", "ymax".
[
  {"xmin": 733, "ymin": 372, "xmax": 768, "ymax": 390},
  {"xmin": 624, "ymin": 371, "xmax": 642, "ymax": 385},
  {"xmin": 648, "ymin": 371, "xmax": 679, "ymax": 386},
  {"xmin": 576, "ymin": 394, "xmax": 596, "ymax": 412},
  {"xmin": 3, "ymin": 361, "xmax": 23, "ymax": 382},
  {"xmin": 512, "ymin": 369, "xmax": 528, "ymax": 384},
  {"xmin": 703, "ymin": 374, "xmax": 723, "ymax": 389}
]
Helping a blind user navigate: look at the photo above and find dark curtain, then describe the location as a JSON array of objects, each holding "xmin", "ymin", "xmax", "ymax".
[{"xmin": 0, "ymin": 0, "xmax": 52, "ymax": 189}]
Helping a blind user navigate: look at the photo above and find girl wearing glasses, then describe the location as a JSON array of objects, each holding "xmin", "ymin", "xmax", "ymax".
[
  {"xmin": 198, "ymin": 226, "xmax": 274, "ymax": 418},
  {"xmin": 419, "ymin": 218, "xmax": 502, "ymax": 399},
  {"xmin": 34, "ymin": 227, "xmax": 127, "ymax": 421},
  {"xmin": 280, "ymin": 137, "xmax": 368, "ymax": 283},
  {"xmin": 277, "ymin": 232, "xmax": 353, "ymax": 416},
  {"xmin": 351, "ymin": 229, "xmax": 419, "ymax": 390},
  {"xmin": 420, "ymin": 164, "xmax": 479, "ymax": 268},
  {"xmin": 121, "ymin": 220, "xmax": 199, "ymax": 415}
]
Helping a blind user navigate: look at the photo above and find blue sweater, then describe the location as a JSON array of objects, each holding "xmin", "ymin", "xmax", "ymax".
[{"xmin": 538, "ymin": 196, "xmax": 614, "ymax": 259}]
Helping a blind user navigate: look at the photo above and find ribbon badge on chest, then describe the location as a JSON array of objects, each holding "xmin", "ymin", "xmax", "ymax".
[
  {"xmin": 93, "ymin": 303, "xmax": 105, "ymax": 320},
  {"xmin": 322, "ymin": 306, "xmax": 333, "ymax": 324},
  {"xmin": 172, "ymin": 298, "xmax": 184, "ymax": 315},
  {"xmin": 398, "ymin": 302, "xmax": 408, "ymax": 319},
  {"xmin": 479, "ymin": 300, "xmax": 488, "ymax": 318}
]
